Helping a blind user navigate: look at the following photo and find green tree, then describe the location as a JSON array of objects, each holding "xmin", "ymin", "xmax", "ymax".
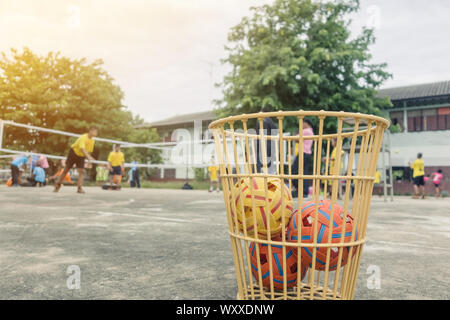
[
  {"xmin": 121, "ymin": 115, "xmax": 162, "ymax": 178},
  {"xmin": 216, "ymin": 0, "xmax": 392, "ymax": 132},
  {"xmin": 0, "ymin": 48, "xmax": 160, "ymax": 165}
]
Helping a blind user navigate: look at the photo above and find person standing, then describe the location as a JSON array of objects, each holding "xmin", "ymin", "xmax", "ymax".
[
  {"xmin": 10, "ymin": 155, "xmax": 30, "ymax": 187},
  {"xmin": 292, "ymin": 119, "xmax": 314, "ymax": 198},
  {"xmin": 208, "ymin": 156, "xmax": 219, "ymax": 193},
  {"xmin": 374, "ymin": 170, "xmax": 382, "ymax": 197},
  {"xmin": 107, "ymin": 145, "xmax": 125, "ymax": 189},
  {"xmin": 38, "ymin": 154, "xmax": 49, "ymax": 185},
  {"xmin": 324, "ymin": 138, "xmax": 345, "ymax": 198},
  {"xmin": 131, "ymin": 158, "xmax": 141, "ymax": 189},
  {"xmin": 410, "ymin": 153, "xmax": 425, "ymax": 199},
  {"xmin": 432, "ymin": 169, "xmax": 443, "ymax": 198},
  {"xmin": 54, "ymin": 126, "xmax": 98, "ymax": 194}
]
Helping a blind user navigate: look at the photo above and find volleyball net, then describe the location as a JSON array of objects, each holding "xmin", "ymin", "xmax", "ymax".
[{"xmin": 0, "ymin": 119, "xmax": 219, "ymax": 182}]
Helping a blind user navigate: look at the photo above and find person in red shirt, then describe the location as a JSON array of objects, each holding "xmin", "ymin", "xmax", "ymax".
[{"xmin": 291, "ymin": 119, "xmax": 314, "ymax": 198}]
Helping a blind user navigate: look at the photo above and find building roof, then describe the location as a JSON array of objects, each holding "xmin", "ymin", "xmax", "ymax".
[
  {"xmin": 378, "ymin": 80, "xmax": 450, "ymax": 101},
  {"xmin": 137, "ymin": 110, "xmax": 217, "ymax": 129},
  {"xmin": 140, "ymin": 81, "xmax": 450, "ymax": 129}
]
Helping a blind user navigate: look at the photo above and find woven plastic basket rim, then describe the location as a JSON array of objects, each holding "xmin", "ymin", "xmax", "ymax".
[{"xmin": 208, "ymin": 110, "xmax": 390, "ymax": 130}]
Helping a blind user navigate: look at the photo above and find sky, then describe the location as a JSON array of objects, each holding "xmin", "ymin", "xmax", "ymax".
[{"xmin": 1, "ymin": 0, "xmax": 450, "ymax": 123}]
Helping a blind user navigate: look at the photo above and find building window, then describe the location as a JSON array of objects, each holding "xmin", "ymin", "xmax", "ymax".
[
  {"xmin": 438, "ymin": 107, "xmax": 450, "ymax": 130},
  {"xmin": 437, "ymin": 114, "xmax": 450, "ymax": 130},
  {"xmin": 423, "ymin": 109, "xmax": 437, "ymax": 131},
  {"xmin": 405, "ymin": 108, "xmax": 450, "ymax": 132},
  {"xmin": 407, "ymin": 110, "xmax": 423, "ymax": 132}
]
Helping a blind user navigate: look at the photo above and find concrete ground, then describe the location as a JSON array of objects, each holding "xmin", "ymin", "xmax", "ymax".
[{"xmin": 0, "ymin": 186, "xmax": 449, "ymax": 300}]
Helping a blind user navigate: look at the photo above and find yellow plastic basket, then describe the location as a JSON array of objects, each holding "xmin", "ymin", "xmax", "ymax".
[{"xmin": 209, "ymin": 110, "xmax": 389, "ymax": 300}]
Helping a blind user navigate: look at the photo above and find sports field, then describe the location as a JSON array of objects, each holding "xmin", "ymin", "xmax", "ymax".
[{"xmin": 0, "ymin": 186, "xmax": 449, "ymax": 300}]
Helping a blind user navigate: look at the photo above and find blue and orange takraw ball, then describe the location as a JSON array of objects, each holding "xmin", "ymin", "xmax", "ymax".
[
  {"xmin": 287, "ymin": 200, "xmax": 358, "ymax": 271},
  {"xmin": 249, "ymin": 237, "xmax": 307, "ymax": 289}
]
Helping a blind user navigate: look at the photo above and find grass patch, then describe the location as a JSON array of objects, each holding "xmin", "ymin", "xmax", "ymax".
[
  {"xmin": 138, "ymin": 181, "xmax": 213, "ymax": 190},
  {"xmin": 84, "ymin": 180, "xmax": 214, "ymax": 190}
]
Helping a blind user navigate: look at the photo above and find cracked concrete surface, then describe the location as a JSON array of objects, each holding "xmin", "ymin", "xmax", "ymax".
[{"xmin": 0, "ymin": 186, "xmax": 448, "ymax": 299}]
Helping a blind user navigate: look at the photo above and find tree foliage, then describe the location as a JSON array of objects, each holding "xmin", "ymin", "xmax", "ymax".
[
  {"xmin": 123, "ymin": 115, "xmax": 162, "ymax": 165},
  {"xmin": 0, "ymin": 48, "xmax": 160, "ymax": 164},
  {"xmin": 216, "ymin": 0, "xmax": 392, "ymax": 132}
]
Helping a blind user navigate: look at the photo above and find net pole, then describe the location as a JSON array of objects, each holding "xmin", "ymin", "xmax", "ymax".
[{"xmin": 0, "ymin": 120, "xmax": 4, "ymax": 150}]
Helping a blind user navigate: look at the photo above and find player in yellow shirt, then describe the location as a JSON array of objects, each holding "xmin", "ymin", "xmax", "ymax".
[
  {"xmin": 410, "ymin": 153, "xmax": 425, "ymax": 199},
  {"xmin": 374, "ymin": 170, "xmax": 382, "ymax": 184},
  {"xmin": 329, "ymin": 139, "xmax": 344, "ymax": 175},
  {"xmin": 208, "ymin": 156, "xmax": 220, "ymax": 193},
  {"xmin": 323, "ymin": 139, "xmax": 344, "ymax": 198},
  {"xmin": 373, "ymin": 170, "xmax": 382, "ymax": 197},
  {"xmin": 54, "ymin": 126, "xmax": 98, "ymax": 194},
  {"xmin": 107, "ymin": 145, "xmax": 125, "ymax": 189}
]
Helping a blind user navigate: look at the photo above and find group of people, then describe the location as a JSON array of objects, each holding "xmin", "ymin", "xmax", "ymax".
[
  {"xmin": 254, "ymin": 107, "xmax": 341, "ymax": 199},
  {"xmin": 9, "ymin": 151, "xmax": 49, "ymax": 187},
  {"xmin": 8, "ymin": 126, "xmax": 142, "ymax": 193},
  {"xmin": 410, "ymin": 153, "xmax": 444, "ymax": 199},
  {"xmin": 7, "ymin": 122, "xmax": 446, "ymax": 198},
  {"xmin": 211, "ymin": 106, "xmax": 446, "ymax": 200}
]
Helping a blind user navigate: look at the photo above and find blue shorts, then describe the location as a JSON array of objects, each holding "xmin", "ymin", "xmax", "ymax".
[
  {"xmin": 413, "ymin": 176, "xmax": 425, "ymax": 186},
  {"xmin": 110, "ymin": 166, "xmax": 122, "ymax": 176}
]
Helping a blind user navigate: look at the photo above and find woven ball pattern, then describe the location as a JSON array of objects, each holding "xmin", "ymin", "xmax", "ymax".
[
  {"xmin": 249, "ymin": 238, "xmax": 307, "ymax": 290},
  {"xmin": 230, "ymin": 177, "xmax": 294, "ymax": 238},
  {"xmin": 287, "ymin": 200, "xmax": 358, "ymax": 271}
]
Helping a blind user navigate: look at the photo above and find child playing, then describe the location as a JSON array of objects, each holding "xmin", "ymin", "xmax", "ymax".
[
  {"xmin": 291, "ymin": 119, "xmax": 314, "ymax": 198},
  {"xmin": 54, "ymin": 126, "xmax": 98, "ymax": 194},
  {"xmin": 208, "ymin": 156, "xmax": 220, "ymax": 193},
  {"xmin": 323, "ymin": 138, "xmax": 344, "ymax": 198},
  {"xmin": 374, "ymin": 170, "xmax": 382, "ymax": 197},
  {"xmin": 410, "ymin": 153, "xmax": 425, "ymax": 199},
  {"xmin": 128, "ymin": 168, "xmax": 135, "ymax": 188},
  {"xmin": 107, "ymin": 145, "xmax": 125, "ymax": 189},
  {"xmin": 28, "ymin": 163, "xmax": 46, "ymax": 187},
  {"xmin": 432, "ymin": 169, "xmax": 443, "ymax": 198},
  {"xmin": 10, "ymin": 154, "xmax": 30, "ymax": 187},
  {"xmin": 131, "ymin": 158, "xmax": 141, "ymax": 189}
]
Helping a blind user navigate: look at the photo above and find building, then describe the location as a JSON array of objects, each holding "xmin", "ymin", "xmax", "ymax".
[
  {"xmin": 140, "ymin": 82, "xmax": 449, "ymax": 194},
  {"xmin": 137, "ymin": 111, "xmax": 216, "ymax": 143},
  {"xmin": 138, "ymin": 110, "xmax": 217, "ymax": 180},
  {"xmin": 379, "ymin": 80, "xmax": 450, "ymax": 195}
]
